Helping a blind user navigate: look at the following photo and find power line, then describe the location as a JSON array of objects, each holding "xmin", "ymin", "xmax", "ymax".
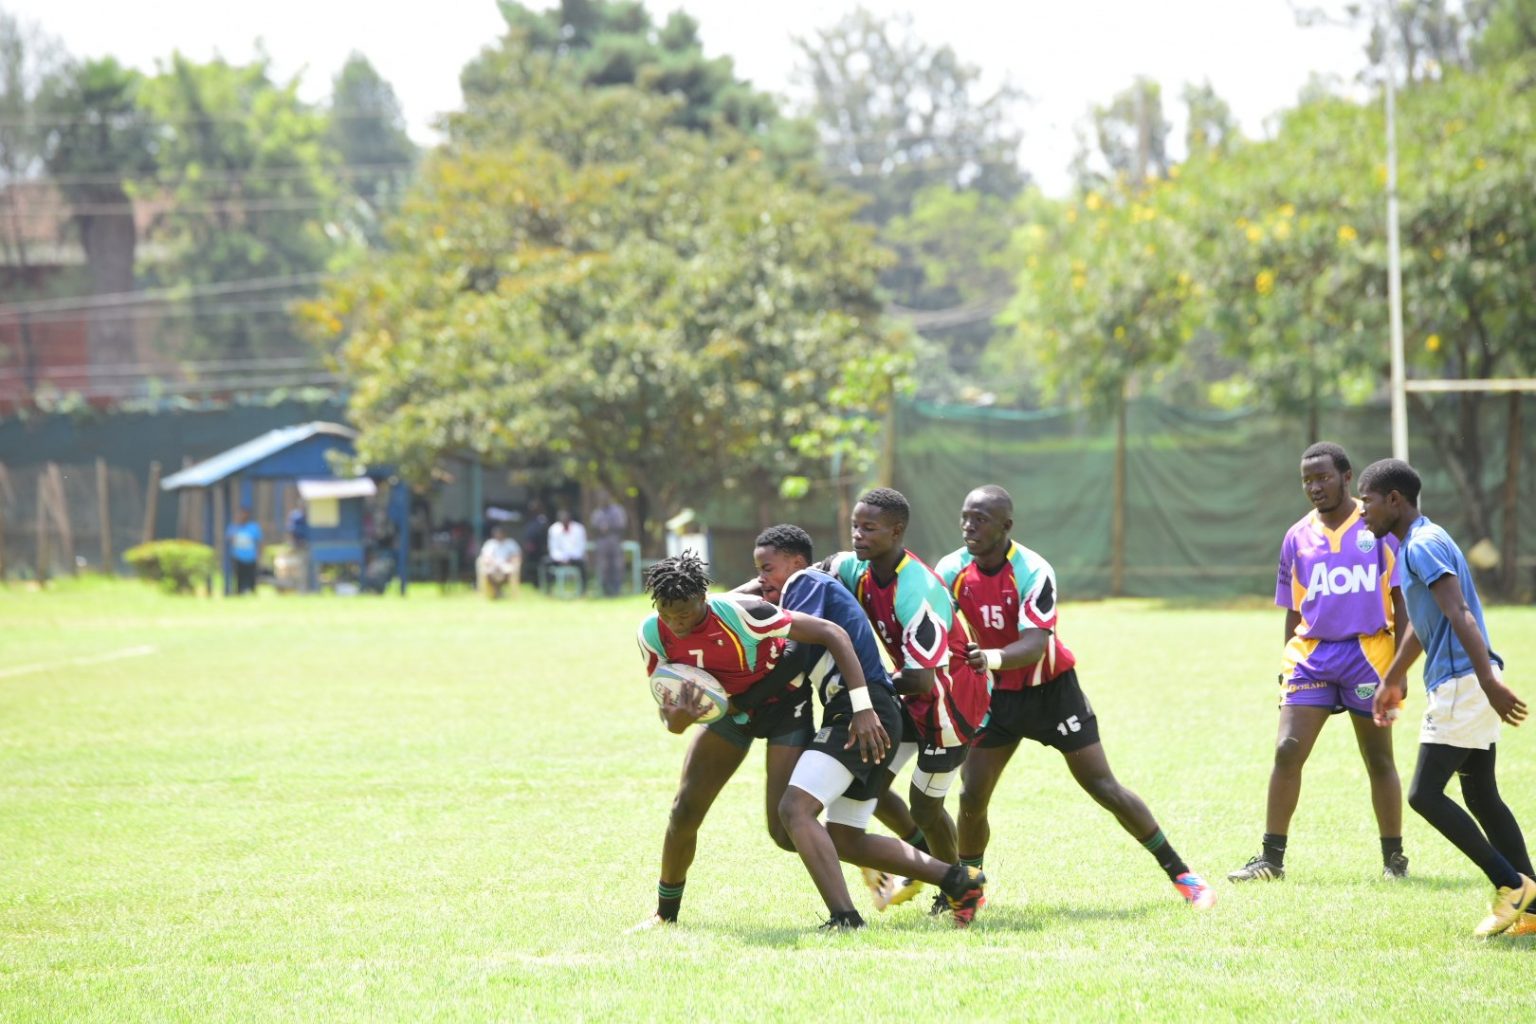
[
  {"xmin": 5, "ymin": 299, "xmax": 306, "ymax": 328},
  {"xmin": 0, "ymin": 109, "xmax": 415, "ymax": 131},
  {"xmin": 0, "ymin": 272, "xmax": 328, "ymax": 316},
  {"xmin": 1, "ymin": 195, "xmax": 345, "ymax": 218},
  {"xmin": 4, "ymin": 373, "xmax": 344, "ymax": 400},
  {"xmin": 0, "ymin": 356, "xmax": 324, "ymax": 381},
  {"xmin": 0, "ymin": 161, "xmax": 414, "ymax": 187}
]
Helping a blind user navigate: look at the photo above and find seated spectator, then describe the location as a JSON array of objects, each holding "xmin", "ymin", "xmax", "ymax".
[
  {"xmin": 477, "ymin": 525, "xmax": 523, "ymax": 599},
  {"xmin": 545, "ymin": 508, "xmax": 588, "ymax": 595}
]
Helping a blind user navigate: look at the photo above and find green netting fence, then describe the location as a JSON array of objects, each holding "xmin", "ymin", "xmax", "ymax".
[{"xmin": 890, "ymin": 396, "xmax": 1536, "ymax": 602}]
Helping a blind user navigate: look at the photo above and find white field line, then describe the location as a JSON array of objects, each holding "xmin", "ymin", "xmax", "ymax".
[{"xmin": 0, "ymin": 644, "xmax": 158, "ymax": 680}]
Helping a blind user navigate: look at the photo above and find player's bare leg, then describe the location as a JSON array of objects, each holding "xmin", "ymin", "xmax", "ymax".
[
  {"xmin": 1265, "ymin": 705, "xmax": 1331, "ymax": 835},
  {"xmin": 1350, "ymin": 711, "xmax": 1406, "ymax": 876},
  {"xmin": 874, "ymin": 787, "xmax": 919, "ymax": 840},
  {"xmin": 763, "ymin": 744, "xmax": 807, "ymax": 852},
  {"xmin": 1227, "ymin": 705, "xmax": 1330, "ymax": 882},
  {"xmin": 958, "ymin": 742, "xmax": 1020, "ymax": 865},
  {"xmin": 907, "ymin": 788, "xmax": 958, "ymax": 865},
  {"xmin": 635, "ymin": 727, "xmax": 748, "ymax": 928},
  {"xmin": 1063, "ymin": 741, "xmax": 1215, "ymax": 907},
  {"xmin": 779, "ymin": 787, "xmax": 861, "ymax": 922},
  {"xmin": 1063, "ymin": 742, "xmax": 1157, "ymax": 837}
]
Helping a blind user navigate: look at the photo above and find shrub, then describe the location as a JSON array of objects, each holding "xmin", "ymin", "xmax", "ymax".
[{"xmin": 123, "ymin": 540, "xmax": 217, "ymax": 594}]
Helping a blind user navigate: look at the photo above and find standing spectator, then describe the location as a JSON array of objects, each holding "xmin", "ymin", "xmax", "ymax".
[
  {"xmin": 546, "ymin": 508, "xmax": 589, "ymax": 595},
  {"xmin": 521, "ymin": 501, "xmax": 550, "ymax": 585},
  {"xmin": 226, "ymin": 506, "xmax": 263, "ymax": 595},
  {"xmin": 476, "ymin": 525, "xmax": 523, "ymax": 600},
  {"xmin": 590, "ymin": 489, "xmax": 629, "ymax": 597}
]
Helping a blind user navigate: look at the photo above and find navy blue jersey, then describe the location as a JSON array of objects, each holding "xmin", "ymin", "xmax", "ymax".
[{"xmin": 780, "ymin": 567, "xmax": 896, "ymax": 703}]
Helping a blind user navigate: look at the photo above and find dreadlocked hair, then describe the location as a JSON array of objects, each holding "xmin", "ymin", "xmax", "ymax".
[{"xmin": 644, "ymin": 551, "xmax": 713, "ymax": 605}]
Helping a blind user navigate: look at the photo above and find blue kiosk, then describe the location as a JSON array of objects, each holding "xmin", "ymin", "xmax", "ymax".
[{"xmin": 160, "ymin": 422, "xmax": 411, "ymax": 594}]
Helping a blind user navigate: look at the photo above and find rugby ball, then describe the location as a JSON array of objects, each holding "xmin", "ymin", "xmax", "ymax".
[{"xmin": 650, "ymin": 663, "xmax": 730, "ymax": 724}]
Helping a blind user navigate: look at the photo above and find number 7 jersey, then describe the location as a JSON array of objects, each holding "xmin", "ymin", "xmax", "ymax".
[
  {"xmin": 935, "ymin": 541, "xmax": 1076, "ymax": 691},
  {"xmin": 636, "ymin": 594, "xmax": 793, "ymax": 695}
]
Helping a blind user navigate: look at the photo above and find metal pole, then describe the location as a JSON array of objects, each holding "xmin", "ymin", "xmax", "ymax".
[{"xmin": 1384, "ymin": 14, "xmax": 1409, "ymax": 461}]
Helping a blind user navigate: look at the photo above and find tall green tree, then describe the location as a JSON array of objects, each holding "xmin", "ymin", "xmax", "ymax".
[
  {"xmin": 0, "ymin": 11, "xmax": 67, "ymax": 392},
  {"xmin": 794, "ymin": 7, "xmax": 1026, "ymax": 388},
  {"xmin": 135, "ymin": 53, "xmax": 339, "ymax": 359},
  {"xmin": 304, "ymin": 81, "xmax": 904, "ymax": 544},
  {"xmin": 40, "ymin": 58, "xmax": 157, "ymax": 363},
  {"xmin": 327, "ymin": 52, "xmax": 417, "ymax": 223},
  {"xmin": 794, "ymin": 7, "xmax": 1025, "ymax": 225},
  {"xmin": 459, "ymin": 0, "xmax": 810, "ymax": 161},
  {"xmin": 1071, "ymin": 77, "xmax": 1171, "ymax": 189}
]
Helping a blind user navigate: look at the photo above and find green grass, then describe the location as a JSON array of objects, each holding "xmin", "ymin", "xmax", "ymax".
[{"xmin": 2, "ymin": 579, "xmax": 1533, "ymax": 1022}]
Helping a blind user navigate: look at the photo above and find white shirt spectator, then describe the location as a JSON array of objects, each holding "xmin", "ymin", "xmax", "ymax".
[
  {"xmin": 548, "ymin": 520, "xmax": 588, "ymax": 562},
  {"xmin": 479, "ymin": 536, "xmax": 522, "ymax": 567}
]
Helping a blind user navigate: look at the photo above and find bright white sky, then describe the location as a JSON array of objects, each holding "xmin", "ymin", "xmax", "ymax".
[{"xmin": 7, "ymin": 0, "xmax": 1371, "ymax": 194}]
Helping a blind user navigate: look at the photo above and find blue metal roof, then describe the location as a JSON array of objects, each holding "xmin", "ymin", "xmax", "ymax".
[{"xmin": 161, "ymin": 422, "xmax": 357, "ymax": 490}]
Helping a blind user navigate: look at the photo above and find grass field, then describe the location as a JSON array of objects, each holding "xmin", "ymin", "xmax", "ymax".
[{"xmin": 1, "ymin": 579, "xmax": 1533, "ymax": 1022}]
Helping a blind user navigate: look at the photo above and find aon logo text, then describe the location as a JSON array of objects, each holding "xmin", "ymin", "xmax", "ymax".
[{"xmin": 1305, "ymin": 562, "xmax": 1378, "ymax": 600}]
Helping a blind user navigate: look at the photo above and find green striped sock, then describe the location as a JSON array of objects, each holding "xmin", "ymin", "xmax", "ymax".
[
  {"xmin": 1140, "ymin": 828, "xmax": 1189, "ymax": 881},
  {"xmin": 657, "ymin": 880, "xmax": 685, "ymax": 921},
  {"xmin": 960, "ymin": 855, "xmax": 984, "ymax": 872}
]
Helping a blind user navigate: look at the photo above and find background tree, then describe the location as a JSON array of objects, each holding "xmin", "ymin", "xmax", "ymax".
[
  {"xmin": 326, "ymin": 53, "xmax": 417, "ymax": 235},
  {"xmin": 39, "ymin": 57, "xmax": 157, "ymax": 365},
  {"xmin": 794, "ymin": 6, "xmax": 1026, "ymax": 388},
  {"xmin": 459, "ymin": 0, "xmax": 811, "ymax": 161},
  {"xmin": 0, "ymin": 11, "xmax": 68, "ymax": 392},
  {"xmin": 134, "ymin": 53, "xmax": 339, "ymax": 361},
  {"xmin": 304, "ymin": 73, "xmax": 904, "ymax": 546}
]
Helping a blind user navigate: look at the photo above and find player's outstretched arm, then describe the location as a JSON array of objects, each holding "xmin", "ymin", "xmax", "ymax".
[
  {"xmin": 786, "ymin": 612, "xmax": 889, "ymax": 763},
  {"xmin": 966, "ymin": 628, "xmax": 1048, "ymax": 673},
  {"xmin": 1428, "ymin": 575, "xmax": 1526, "ymax": 724}
]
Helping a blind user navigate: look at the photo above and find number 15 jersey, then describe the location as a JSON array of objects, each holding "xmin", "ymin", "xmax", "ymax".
[{"xmin": 936, "ymin": 541, "xmax": 1076, "ymax": 691}]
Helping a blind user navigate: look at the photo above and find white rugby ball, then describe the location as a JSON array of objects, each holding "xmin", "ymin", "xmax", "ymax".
[{"xmin": 650, "ymin": 663, "xmax": 730, "ymax": 724}]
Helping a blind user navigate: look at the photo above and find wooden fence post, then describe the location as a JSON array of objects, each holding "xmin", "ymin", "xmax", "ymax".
[
  {"xmin": 96, "ymin": 457, "xmax": 112, "ymax": 573},
  {"xmin": 47, "ymin": 464, "xmax": 76, "ymax": 575},
  {"xmin": 142, "ymin": 461, "xmax": 161, "ymax": 545}
]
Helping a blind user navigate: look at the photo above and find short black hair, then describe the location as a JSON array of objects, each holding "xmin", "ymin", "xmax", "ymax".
[
  {"xmin": 1357, "ymin": 458, "xmax": 1422, "ymax": 505},
  {"xmin": 644, "ymin": 551, "xmax": 712, "ymax": 604},
  {"xmin": 755, "ymin": 524, "xmax": 814, "ymax": 562},
  {"xmin": 1301, "ymin": 441, "xmax": 1351, "ymax": 474},
  {"xmin": 855, "ymin": 487, "xmax": 911, "ymax": 528},
  {"xmin": 968, "ymin": 484, "xmax": 1013, "ymax": 517}
]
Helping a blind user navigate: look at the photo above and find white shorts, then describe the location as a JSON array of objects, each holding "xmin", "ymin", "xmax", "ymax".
[
  {"xmin": 1420, "ymin": 673, "xmax": 1502, "ymax": 750},
  {"xmin": 788, "ymin": 750, "xmax": 877, "ymax": 830}
]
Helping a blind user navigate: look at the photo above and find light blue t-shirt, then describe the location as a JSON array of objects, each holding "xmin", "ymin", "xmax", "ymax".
[
  {"xmin": 227, "ymin": 521, "xmax": 263, "ymax": 565},
  {"xmin": 1399, "ymin": 515, "xmax": 1502, "ymax": 692}
]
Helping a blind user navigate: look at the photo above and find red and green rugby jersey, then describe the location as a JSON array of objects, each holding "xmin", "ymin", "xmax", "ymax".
[
  {"xmin": 637, "ymin": 594, "xmax": 792, "ymax": 696},
  {"xmin": 935, "ymin": 541, "xmax": 1076, "ymax": 691},
  {"xmin": 824, "ymin": 549, "xmax": 989, "ymax": 748}
]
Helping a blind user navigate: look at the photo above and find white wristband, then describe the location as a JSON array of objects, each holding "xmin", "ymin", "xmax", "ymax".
[
  {"xmin": 849, "ymin": 687, "xmax": 873, "ymax": 713},
  {"xmin": 985, "ymin": 649, "xmax": 1003, "ymax": 671}
]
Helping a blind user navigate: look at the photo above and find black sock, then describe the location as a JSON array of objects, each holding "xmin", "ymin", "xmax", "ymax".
[
  {"xmin": 1141, "ymin": 828, "xmax": 1189, "ymax": 881},
  {"xmin": 1380, "ymin": 836, "xmax": 1403, "ymax": 864},
  {"xmin": 939, "ymin": 862, "xmax": 983, "ymax": 899},
  {"xmin": 656, "ymin": 880, "xmax": 684, "ymax": 922},
  {"xmin": 904, "ymin": 827, "xmax": 929, "ymax": 855},
  {"xmin": 1262, "ymin": 833, "xmax": 1288, "ymax": 868}
]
